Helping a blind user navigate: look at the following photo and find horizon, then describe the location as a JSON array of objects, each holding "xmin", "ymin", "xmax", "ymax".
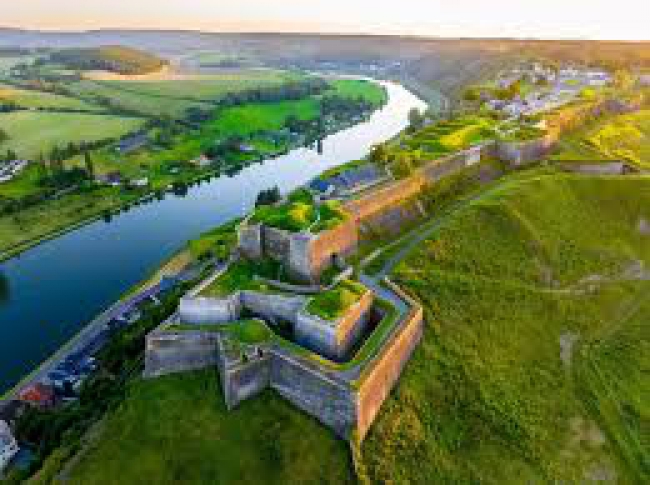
[{"xmin": 1, "ymin": 0, "xmax": 648, "ymax": 42}]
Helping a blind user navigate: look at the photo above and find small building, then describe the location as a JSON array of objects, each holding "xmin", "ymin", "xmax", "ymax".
[
  {"xmin": 0, "ymin": 420, "xmax": 19, "ymax": 475},
  {"xmin": 96, "ymin": 172, "xmax": 123, "ymax": 187},
  {"xmin": 18, "ymin": 383, "xmax": 55, "ymax": 409},
  {"xmin": 131, "ymin": 177, "xmax": 149, "ymax": 188},
  {"xmin": 191, "ymin": 154, "xmax": 212, "ymax": 167},
  {"xmin": 116, "ymin": 134, "xmax": 148, "ymax": 154}
]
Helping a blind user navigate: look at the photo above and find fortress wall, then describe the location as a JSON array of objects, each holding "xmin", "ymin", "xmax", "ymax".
[
  {"xmin": 354, "ymin": 281, "xmax": 424, "ymax": 441},
  {"xmin": 306, "ymin": 218, "xmax": 359, "ymax": 279},
  {"xmin": 344, "ymin": 176, "xmax": 425, "ymax": 223},
  {"xmin": 295, "ymin": 290, "xmax": 374, "ymax": 361},
  {"xmin": 240, "ymin": 291, "xmax": 306, "ymax": 322},
  {"xmin": 144, "ymin": 331, "xmax": 220, "ymax": 378},
  {"xmin": 495, "ymin": 135, "xmax": 555, "ymax": 167},
  {"xmin": 263, "ymin": 226, "xmax": 292, "ymax": 263},
  {"xmin": 559, "ymin": 161, "xmax": 630, "ymax": 175},
  {"xmin": 179, "ymin": 295, "xmax": 240, "ymax": 325},
  {"xmin": 218, "ymin": 347, "xmax": 272, "ymax": 410},
  {"xmin": 238, "ymin": 224, "xmax": 263, "ymax": 260},
  {"xmin": 269, "ymin": 348, "xmax": 357, "ymax": 439}
]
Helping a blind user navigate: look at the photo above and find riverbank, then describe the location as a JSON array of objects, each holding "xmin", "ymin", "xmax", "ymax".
[
  {"xmin": 0, "ymin": 81, "xmax": 387, "ymax": 262},
  {"xmin": 0, "ymin": 79, "xmax": 427, "ymax": 397}
]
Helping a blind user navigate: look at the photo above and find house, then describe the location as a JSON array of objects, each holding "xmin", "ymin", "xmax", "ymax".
[
  {"xmin": 116, "ymin": 134, "xmax": 148, "ymax": 154},
  {"xmin": 191, "ymin": 154, "xmax": 212, "ymax": 167},
  {"xmin": 0, "ymin": 420, "xmax": 19, "ymax": 475},
  {"xmin": 0, "ymin": 160, "xmax": 29, "ymax": 184},
  {"xmin": 96, "ymin": 172, "xmax": 123, "ymax": 187},
  {"xmin": 238, "ymin": 144, "xmax": 256, "ymax": 154},
  {"xmin": 18, "ymin": 383, "xmax": 55, "ymax": 409},
  {"xmin": 131, "ymin": 177, "xmax": 149, "ymax": 188}
]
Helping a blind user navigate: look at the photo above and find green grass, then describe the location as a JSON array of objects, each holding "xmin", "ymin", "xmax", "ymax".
[
  {"xmin": 65, "ymin": 371, "xmax": 354, "ymax": 485},
  {"xmin": 200, "ymin": 258, "xmax": 285, "ymax": 297},
  {"xmin": 169, "ymin": 319, "xmax": 274, "ymax": 345},
  {"xmin": 105, "ymin": 70, "xmax": 299, "ymax": 101},
  {"xmin": 0, "ymin": 83, "xmax": 105, "ymax": 112},
  {"xmin": 0, "ymin": 163, "xmax": 47, "ymax": 198},
  {"xmin": 250, "ymin": 190, "xmax": 347, "ymax": 233},
  {"xmin": 0, "ymin": 187, "xmax": 130, "ymax": 255},
  {"xmin": 306, "ymin": 279, "xmax": 367, "ymax": 321},
  {"xmin": 187, "ymin": 219, "xmax": 240, "ymax": 261},
  {"xmin": 0, "ymin": 111, "xmax": 144, "ymax": 160},
  {"xmin": 361, "ymin": 172, "xmax": 650, "ymax": 483},
  {"xmin": 329, "ymin": 79, "xmax": 387, "ymax": 105},
  {"xmin": 552, "ymin": 109, "xmax": 650, "ymax": 170}
]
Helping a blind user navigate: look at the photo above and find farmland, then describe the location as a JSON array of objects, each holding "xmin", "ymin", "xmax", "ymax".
[
  {"xmin": 361, "ymin": 171, "xmax": 650, "ymax": 483},
  {"xmin": 0, "ymin": 111, "xmax": 144, "ymax": 160},
  {"xmin": 0, "ymin": 83, "xmax": 105, "ymax": 111}
]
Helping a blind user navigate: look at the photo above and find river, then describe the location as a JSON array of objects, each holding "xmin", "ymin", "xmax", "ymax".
[{"xmin": 0, "ymin": 80, "xmax": 426, "ymax": 394}]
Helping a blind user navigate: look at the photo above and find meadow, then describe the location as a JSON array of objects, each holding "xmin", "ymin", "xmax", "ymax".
[
  {"xmin": 0, "ymin": 111, "xmax": 144, "ymax": 160},
  {"xmin": 361, "ymin": 171, "xmax": 650, "ymax": 483},
  {"xmin": 65, "ymin": 371, "xmax": 354, "ymax": 485},
  {"xmin": 0, "ymin": 83, "xmax": 105, "ymax": 112}
]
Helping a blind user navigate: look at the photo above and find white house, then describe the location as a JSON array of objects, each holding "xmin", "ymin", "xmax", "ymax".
[{"xmin": 0, "ymin": 420, "xmax": 19, "ymax": 474}]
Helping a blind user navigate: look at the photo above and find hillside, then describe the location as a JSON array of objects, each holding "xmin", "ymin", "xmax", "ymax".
[
  {"xmin": 48, "ymin": 46, "xmax": 168, "ymax": 75},
  {"xmin": 63, "ymin": 371, "xmax": 354, "ymax": 484},
  {"xmin": 362, "ymin": 171, "xmax": 650, "ymax": 483}
]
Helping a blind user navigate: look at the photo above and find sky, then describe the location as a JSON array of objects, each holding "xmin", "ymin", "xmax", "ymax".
[{"xmin": 2, "ymin": 0, "xmax": 647, "ymax": 41}]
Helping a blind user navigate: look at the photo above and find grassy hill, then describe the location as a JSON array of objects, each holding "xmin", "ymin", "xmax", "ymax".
[
  {"xmin": 0, "ymin": 111, "xmax": 144, "ymax": 160},
  {"xmin": 361, "ymin": 171, "xmax": 650, "ymax": 483},
  {"xmin": 552, "ymin": 109, "xmax": 650, "ymax": 170},
  {"xmin": 64, "ymin": 371, "xmax": 354, "ymax": 485}
]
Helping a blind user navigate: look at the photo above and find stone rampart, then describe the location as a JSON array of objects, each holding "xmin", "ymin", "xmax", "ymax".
[
  {"xmin": 238, "ymin": 224, "xmax": 263, "ymax": 260},
  {"xmin": 179, "ymin": 295, "xmax": 240, "ymax": 324},
  {"xmin": 306, "ymin": 218, "xmax": 359, "ymax": 279},
  {"xmin": 216, "ymin": 337, "xmax": 272, "ymax": 409},
  {"xmin": 295, "ymin": 289, "xmax": 374, "ymax": 361},
  {"xmin": 144, "ymin": 330, "xmax": 221, "ymax": 378},
  {"xmin": 240, "ymin": 291, "xmax": 306, "ymax": 322},
  {"xmin": 354, "ymin": 279, "xmax": 424, "ymax": 440},
  {"xmin": 269, "ymin": 348, "xmax": 357, "ymax": 439},
  {"xmin": 495, "ymin": 134, "xmax": 555, "ymax": 167},
  {"xmin": 263, "ymin": 226, "xmax": 292, "ymax": 263},
  {"xmin": 344, "ymin": 176, "xmax": 425, "ymax": 223}
]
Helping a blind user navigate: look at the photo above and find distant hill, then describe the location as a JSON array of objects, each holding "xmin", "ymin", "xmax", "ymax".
[{"xmin": 48, "ymin": 45, "xmax": 168, "ymax": 75}]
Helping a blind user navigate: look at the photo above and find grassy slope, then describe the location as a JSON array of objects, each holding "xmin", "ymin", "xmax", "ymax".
[
  {"xmin": 0, "ymin": 83, "xmax": 105, "ymax": 112},
  {"xmin": 0, "ymin": 111, "xmax": 144, "ymax": 159},
  {"xmin": 362, "ymin": 172, "xmax": 650, "ymax": 483},
  {"xmin": 66, "ymin": 371, "xmax": 354, "ymax": 485},
  {"xmin": 552, "ymin": 109, "xmax": 650, "ymax": 170},
  {"xmin": 0, "ymin": 186, "xmax": 128, "ymax": 254}
]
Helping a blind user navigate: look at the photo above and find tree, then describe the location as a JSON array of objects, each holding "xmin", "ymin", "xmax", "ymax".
[
  {"xmin": 255, "ymin": 186, "xmax": 282, "ymax": 207},
  {"xmin": 83, "ymin": 150, "xmax": 95, "ymax": 179},
  {"xmin": 408, "ymin": 108, "xmax": 425, "ymax": 131},
  {"xmin": 369, "ymin": 144, "xmax": 390, "ymax": 165},
  {"xmin": 0, "ymin": 128, "xmax": 9, "ymax": 144}
]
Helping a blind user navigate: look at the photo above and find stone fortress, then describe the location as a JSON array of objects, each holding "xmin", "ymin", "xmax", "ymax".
[{"xmin": 144, "ymin": 81, "xmax": 645, "ymax": 441}]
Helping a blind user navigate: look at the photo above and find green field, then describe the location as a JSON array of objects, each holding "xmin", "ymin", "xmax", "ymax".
[
  {"xmin": 0, "ymin": 111, "xmax": 144, "ymax": 160},
  {"xmin": 67, "ymin": 70, "xmax": 304, "ymax": 117},
  {"xmin": 361, "ymin": 171, "xmax": 650, "ymax": 483},
  {"xmin": 0, "ymin": 187, "xmax": 130, "ymax": 255},
  {"xmin": 552, "ymin": 109, "xmax": 650, "ymax": 170},
  {"xmin": 0, "ymin": 83, "xmax": 105, "ymax": 112},
  {"xmin": 66, "ymin": 371, "xmax": 354, "ymax": 485}
]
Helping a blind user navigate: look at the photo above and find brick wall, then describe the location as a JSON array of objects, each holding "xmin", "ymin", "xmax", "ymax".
[
  {"xmin": 144, "ymin": 330, "xmax": 221, "ymax": 378},
  {"xmin": 269, "ymin": 348, "xmax": 357, "ymax": 439},
  {"xmin": 354, "ymin": 280, "xmax": 424, "ymax": 441}
]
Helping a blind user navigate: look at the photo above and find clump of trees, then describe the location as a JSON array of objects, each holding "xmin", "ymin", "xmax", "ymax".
[
  {"xmin": 0, "ymin": 128, "xmax": 9, "ymax": 144},
  {"xmin": 255, "ymin": 186, "xmax": 282, "ymax": 207},
  {"xmin": 48, "ymin": 46, "xmax": 168, "ymax": 75}
]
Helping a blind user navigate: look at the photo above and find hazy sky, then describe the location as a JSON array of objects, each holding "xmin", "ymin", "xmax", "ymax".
[{"xmin": 2, "ymin": 0, "xmax": 647, "ymax": 40}]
